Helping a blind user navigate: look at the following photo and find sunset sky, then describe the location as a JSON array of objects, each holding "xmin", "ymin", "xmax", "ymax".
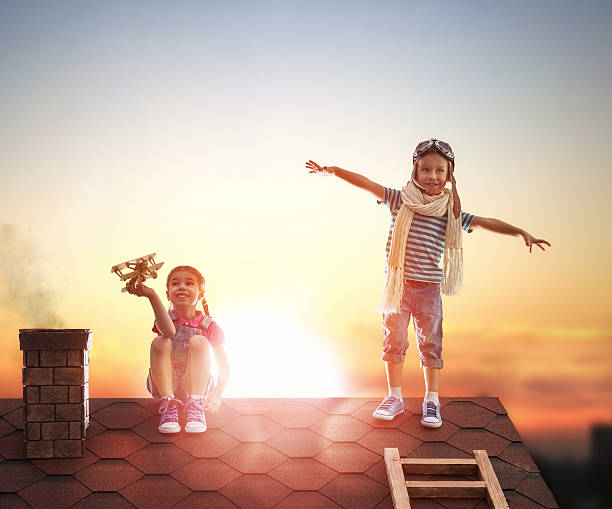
[{"xmin": 1, "ymin": 1, "xmax": 611, "ymax": 459}]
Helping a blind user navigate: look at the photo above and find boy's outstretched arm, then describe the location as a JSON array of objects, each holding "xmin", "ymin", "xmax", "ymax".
[
  {"xmin": 471, "ymin": 216, "xmax": 551, "ymax": 253},
  {"xmin": 127, "ymin": 281, "xmax": 176, "ymax": 337},
  {"xmin": 306, "ymin": 160, "xmax": 384, "ymax": 200}
]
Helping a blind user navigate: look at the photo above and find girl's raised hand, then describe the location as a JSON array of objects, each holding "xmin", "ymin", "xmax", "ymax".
[
  {"xmin": 204, "ymin": 387, "xmax": 222, "ymax": 412},
  {"xmin": 306, "ymin": 160, "xmax": 336, "ymax": 175},
  {"xmin": 126, "ymin": 278, "xmax": 155, "ymax": 298}
]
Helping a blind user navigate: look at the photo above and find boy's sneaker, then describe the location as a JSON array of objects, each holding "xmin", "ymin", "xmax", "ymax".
[
  {"xmin": 185, "ymin": 396, "xmax": 207, "ymax": 433},
  {"xmin": 421, "ymin": 401, "xmax": 442, "ymax": 428},
  {"xmin": 372, "ymin": 396, "xmax": 404, "ymax": 420},
  {"xmin": 158, "ymin": 396, "xmax": 182, "ymax": 433}
]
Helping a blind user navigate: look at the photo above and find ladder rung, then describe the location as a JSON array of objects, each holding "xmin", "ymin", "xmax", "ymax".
[
  {"xmin": 406, "ymin": 480, "xmax": 487, "ymax": 498},
  {"xmin": 401, "ymin": 458, "xmax": 477, "ymax": 475}
]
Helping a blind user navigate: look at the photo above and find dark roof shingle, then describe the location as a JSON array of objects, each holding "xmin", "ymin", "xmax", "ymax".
[{"xmin": 0, "ymin": 397, "xmax": 559, "ymax": 508}]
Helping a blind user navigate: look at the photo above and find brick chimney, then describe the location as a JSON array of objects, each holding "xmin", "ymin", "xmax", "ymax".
[{"xmin": 19, "ymin": 329, "xmax": 92, "ymax": 458}]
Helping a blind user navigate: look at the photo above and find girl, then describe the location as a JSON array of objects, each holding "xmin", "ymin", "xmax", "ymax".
[
  {"xmin": 307, "ymin": 138, "xmax": 550, "ymax": 428},
  {"xmin": 128, "ymin": 265, "xmax": 230, "ymax": 433}
]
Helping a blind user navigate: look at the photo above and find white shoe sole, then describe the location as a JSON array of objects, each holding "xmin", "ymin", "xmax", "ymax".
[
  {"xmin": 420, "ymin": 418, "xmax": 442, "ymax": 428},
  {"xmin": 158, "ymin": 425, "xmax": 181, "ymax": 434},
  {"xmin": 372, "ymin": 410, "xmax": 403, "ymax": 421},
  {"xmin": 185, "ymin": 424, "xmax": 207, "ymax": 433}
]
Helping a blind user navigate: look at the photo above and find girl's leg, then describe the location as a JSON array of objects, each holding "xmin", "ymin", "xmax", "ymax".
[
  {"xmin": 150, "ymin": 336, "xmax": 174, "ymax": 397},
  {"xmin": 185, "ymin": 335, "xmax": 211, "ymax": 397}
]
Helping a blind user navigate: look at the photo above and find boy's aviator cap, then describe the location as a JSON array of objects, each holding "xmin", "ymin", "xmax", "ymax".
[
  {"xmin": 413, "ymin": 138, "xmax": 454, "ymax": 163},
  {"xmin": 411, "ymin": 137, "xmax": 461, "ymax": 219}
]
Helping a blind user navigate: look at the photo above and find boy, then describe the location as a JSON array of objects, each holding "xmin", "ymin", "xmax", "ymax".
[{"xmin": 306, "ymin": 138, "xmax": 550, "ymax": 427}]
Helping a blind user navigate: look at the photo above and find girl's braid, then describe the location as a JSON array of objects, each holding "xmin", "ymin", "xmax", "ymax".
[{"xmin": 201, "ymin": 296, "xmax": 210, "ymax": 317}]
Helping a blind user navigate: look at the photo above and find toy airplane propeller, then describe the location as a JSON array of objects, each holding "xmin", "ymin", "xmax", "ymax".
[{"xmin": 110, "ymin": 253, "xmax": 164, "ymax": 293}]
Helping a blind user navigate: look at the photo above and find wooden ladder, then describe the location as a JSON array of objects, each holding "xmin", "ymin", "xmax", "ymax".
[{"xmin": 384, "ymin": 448, "xmax": 509, "ymax": 509}]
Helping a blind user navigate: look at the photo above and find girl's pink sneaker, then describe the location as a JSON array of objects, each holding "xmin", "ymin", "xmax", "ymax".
[
  {"xmin": 158, "ymin": 396, "xmax": 181, "ymax": 433},
  {"xmin": 184, "ymin": 396, "xmax": 207, "ymax": 433}
]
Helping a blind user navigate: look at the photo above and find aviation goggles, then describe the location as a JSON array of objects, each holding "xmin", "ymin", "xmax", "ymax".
[{"xmin": 413, "ymin": 139, "xmax": 454, "ymax": 163}]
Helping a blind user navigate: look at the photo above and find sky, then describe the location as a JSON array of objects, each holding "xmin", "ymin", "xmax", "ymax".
[{"xmin": 1, "ymin": 0, "xmax": 611, "ymax": 459}]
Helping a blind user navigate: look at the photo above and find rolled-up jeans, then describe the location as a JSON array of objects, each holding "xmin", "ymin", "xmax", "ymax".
[{"xmin": 381, "ymin": 279, "xmax": 443, "ymax": 369}]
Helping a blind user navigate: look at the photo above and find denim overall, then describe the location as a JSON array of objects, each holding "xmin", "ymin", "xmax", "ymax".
[{"xmin": 147, "ymin": 310, "xmax": 214, "ymax": 402}]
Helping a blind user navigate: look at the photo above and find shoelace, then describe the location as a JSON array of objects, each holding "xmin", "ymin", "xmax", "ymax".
[
  {"xmin": 425, "ymin": 401, "xmax": 438, "ymax": 417},
  {"xmin": 378, "ymin": 397, "xmax": 400, "ymax": 411},
  {"xmin": 186, "ymin": 397, "xmax": 205, "ymax": 423},
  {"xmin": 159, "ymin": 397, "xmax": 181, "ymax": 424}
]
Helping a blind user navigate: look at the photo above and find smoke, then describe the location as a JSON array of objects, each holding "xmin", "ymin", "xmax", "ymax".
[{"xmin": 0, "ymin": 223, "xmax": 64, "ymax": 328}]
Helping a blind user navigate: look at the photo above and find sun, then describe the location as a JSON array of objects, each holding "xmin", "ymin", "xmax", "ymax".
[{"xmin": 213, "ymin": 308, "xmax": 344, "ymax": 397}]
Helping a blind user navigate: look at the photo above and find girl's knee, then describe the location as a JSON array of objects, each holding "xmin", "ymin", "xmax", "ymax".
[
  {"xmin": 189, "ymin": 335, "xmax": 208, "ymax": 352},
  {"xmin": 151, "ymin": 336, "xmax": 171, "ymax": 354}
]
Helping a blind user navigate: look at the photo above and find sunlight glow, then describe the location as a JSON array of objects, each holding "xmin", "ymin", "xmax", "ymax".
[{"xmin": 215, "ymin": 308, "xmax": 344, "ymax": 397}]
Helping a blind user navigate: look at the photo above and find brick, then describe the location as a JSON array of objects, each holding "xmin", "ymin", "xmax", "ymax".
[
  {"xmin": 40, "ymin": 350, "xmax": 67, "ymax": 367},
  {"xmin": 70, "ymin": 421, "xmax": 85, "ymax": 439},
  {"xmin": 26, "ymin": 404, "xmax": 55, "ymax": 422},
  {"xmin": 69, "ymin": 385, "xmax": 84, "ymax": 403},
  {"xmin": 24, "ymin": 386, "xmax": 40, "ymax": 404},
  {"xmin": 19, "ymin": 329, "xmax": 92, "ymax": 351},
  {"xmin": 27, "ymin": 423, "xmax": 41, "ymax": 440},
  {"xmin": 23, "ymin": 367, "xmax": 53, "ymax": 385},
  {"xmin": 54, "ymin": 367, "xmax": 84, "ymax": 385},
  {"xmin": 56, "ymin": 403, "xmax": 85, "ymax": 421},
  {"xmin": 67, "ymin": 349, "xmax": 88, "ymax": 366},
  {"xmin": 42, "ymin": 422, "xmax": 70, "ymax": 440},
  {"xmin": 55, "ymin": 439, "xmax": 85, "ymax": 457},
  {"xmin": 40, "ymin": 386, "xmax": 69, "ymax": 404},
  {"xmin": 26, "ymin": 440, "xmax": 54, "ymax": 458},
  {"xmin": 25, "ymin": 350, "xmax": 39, "ymax": 367},
  {"xmin": 67, "ymin": 350, "xmax": 81, "ymax": 366}
]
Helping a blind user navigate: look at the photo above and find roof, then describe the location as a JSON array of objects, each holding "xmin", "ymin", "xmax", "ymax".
[{"xmin": 0, "ymin": 397, "xmax": 558, "ymax": 508}]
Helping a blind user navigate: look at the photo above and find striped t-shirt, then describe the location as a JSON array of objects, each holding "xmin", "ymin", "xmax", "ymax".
[{"xmin": 381, "ymin": 187, "xmax": 474, "ymax": 284}]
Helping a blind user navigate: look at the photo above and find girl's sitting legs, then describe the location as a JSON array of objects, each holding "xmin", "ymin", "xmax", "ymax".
[
  {"xmin": 150, "ymin": 336, "xmax": 173, "ymax": 397},
  {"xmin": 183, "ymin": 335, "xmax": 211, "ymax": 433},
  {"xmin": 185, "ymin": 335, "xmax": 211, "ymax": 397},
  {"xmin": 150, "ymin": 336, "xmax": 181, "ymax": 433}
]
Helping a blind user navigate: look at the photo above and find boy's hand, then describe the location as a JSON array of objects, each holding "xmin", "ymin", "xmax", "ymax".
[
  {"xmin": 126, "ymin": 279, "xmax": 155, "ymax": 298},
  {"xmin": 306, "ymin": 160, "xmax": 337, "ymax": 176},
  {"xmin": 204, "ymin": 387, "xmax": 222, "ymax": 412},
  {"xmin": 521, "ymin": 231, "xmax": 551, "ymax": 253}
]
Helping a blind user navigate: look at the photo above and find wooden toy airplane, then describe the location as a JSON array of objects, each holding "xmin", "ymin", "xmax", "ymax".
[{"xmin": 110, "ymin": 253, "xmax": 164, "ymax": 293}]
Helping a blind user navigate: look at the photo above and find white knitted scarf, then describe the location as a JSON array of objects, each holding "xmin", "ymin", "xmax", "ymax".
[{"xmin": 377, "ymin": 180, "xmax": 463, "ymax": 314}]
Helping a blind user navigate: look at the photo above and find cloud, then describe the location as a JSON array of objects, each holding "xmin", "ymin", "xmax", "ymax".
[
  {"xmin": 0, "ymin": 223, "xmax": 64, "ymax": 328},
  {"xmin": 521, "ymin": 376, "xmax": 574, "ymax": 394}
]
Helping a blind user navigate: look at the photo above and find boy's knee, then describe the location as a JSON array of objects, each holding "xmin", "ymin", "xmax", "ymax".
[
  {"xmin": 151, "ymin": 336, "xmax": 171, "ymax": 354},
  {"xmin": 188, "ymin": 335, "xmax": 208, "ymax": 351},
  {"xmin": 420, "ymin": 358, "xmax": 443, "ymax": 369},
  {"xmin": 381, "ymin": 351, "xmax": 406, "ymax": 363}
]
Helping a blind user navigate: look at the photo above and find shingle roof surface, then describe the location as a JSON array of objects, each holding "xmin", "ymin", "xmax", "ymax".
[{"xmin": 0, "ymin": 397, "xmax": 558, "ymax": 508}]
